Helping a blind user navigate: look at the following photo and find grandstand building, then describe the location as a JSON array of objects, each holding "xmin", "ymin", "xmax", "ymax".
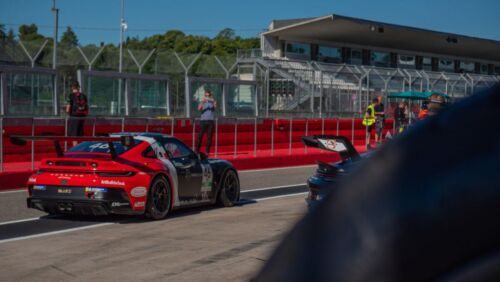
[{"xmin": 236, "ymin": 14, "xmax": 500, "ymax": 116}]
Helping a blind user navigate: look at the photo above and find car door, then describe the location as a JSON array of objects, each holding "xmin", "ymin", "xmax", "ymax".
[{"xmin": 162, "ymin": 139, "xmax": 204, "ymax": 202}]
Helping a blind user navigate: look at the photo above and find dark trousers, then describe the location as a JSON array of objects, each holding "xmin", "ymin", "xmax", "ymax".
[{"xmin": 196, "ymin": 120, "xmax": 214, "ymax": 154}]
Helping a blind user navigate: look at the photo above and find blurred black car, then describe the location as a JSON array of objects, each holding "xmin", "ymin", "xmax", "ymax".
[{"xmin": 302, "ymin": 135, "xmax": 374, "ymax": 207}]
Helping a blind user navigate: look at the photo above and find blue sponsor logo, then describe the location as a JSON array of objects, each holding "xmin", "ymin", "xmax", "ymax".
[
  {"xmin": 84, "ymin": 187, "xmax": 108, "ymax": 193},
  {"xmin": 33, "ymin": 185, "xmax": 46, "ymax": 191}
]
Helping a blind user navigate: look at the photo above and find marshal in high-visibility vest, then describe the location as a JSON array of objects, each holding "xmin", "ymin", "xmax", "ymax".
[{"xmin": 363, "ymin": 103, "xmax": 376, "ymax": 126}]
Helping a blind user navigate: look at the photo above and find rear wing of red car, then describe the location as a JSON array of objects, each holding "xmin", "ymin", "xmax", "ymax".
[
  {"xmin": 301, "ymin": 135, "xmax": 360, "ymax": 161},
  {"xmin": 9, "ymin": 135, "xmax": 135, "ymax": 158}
]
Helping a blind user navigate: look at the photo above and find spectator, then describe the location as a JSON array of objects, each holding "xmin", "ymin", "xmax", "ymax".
[
  {"xmin": 394, "ymin": 101, "xmax": 408, "ymax": 134},
  {"xmin": 362, "ymin": 98, "xmax": 378, "ymax": 150},
  {"xmin": 418, "ymin": 101, "xmax": 429, "ymax": 120},
  {"xmin": 65, "ymin": 81, "xmax": 88, "ymax": 146},
  {"xmin": 195, "ymin": 89, "xmax": 217, "ymax": 155},
  {"xmin": 374, "ymin": 95, "xmax": 385, "ymax": 145}
]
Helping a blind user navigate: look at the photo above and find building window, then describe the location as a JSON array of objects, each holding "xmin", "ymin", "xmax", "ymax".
[
  {"xmin": 285, "ymin": 42, "xmax": 310, "ymax": 59},
  {"xmin": 422, "ymin": 57, "xmax": 433, "ymax": 71},
  {"xmin": 398, "ymin": 55, "xmax": 415, "ymax": 68},
  {"xmin": 479, "ymin": 64, "xmax": 489, "ymax": 74},
  {"xmin": 318, "ymin": 46, "xmax": 342, "ymax": 63},
  {"xmin": 459, "ymin": 61, "xmax": 475, "ymax": 73},
  {"xmin": 439, "ymin": 59, "xmax": 454, "ymax": 72},
  {"xmin": 495, "ymin": 66, "xmax": 500, "ymax": 75},
  {"xmin": 371, "ymin": 51, "xmax": 391, "ymax": 67},
  {"xmin": 350, "ymin": 49, "xmax": 362, "ymax": 65}
]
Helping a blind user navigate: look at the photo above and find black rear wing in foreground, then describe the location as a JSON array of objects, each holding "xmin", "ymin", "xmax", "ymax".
[
  {"xmin": 301, "ymin": 135, "xmax": 360, "ymax": 161},
  {"xmin": 9, "ymin": 135, "xmax": 135, "ymax": 159}
]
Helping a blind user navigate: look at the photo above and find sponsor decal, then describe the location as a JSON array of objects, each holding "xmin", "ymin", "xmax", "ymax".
[
  {"xmin": 28, "ymin": 177, "xmax": 37, "ymax": 182},
  {"xmin": 318, "ymin": 139, "xmax": 347, "ymax": 152},
  {"xmin": 130, "ymin": 187, "xmax": 147, "ymax": 198},
  {"xmin": 101, "ymin": 180, "xmax": 125, "ymax": 186},
  {"xmin": 134, "ymin": 201, "xmax": 145, "ymax": 208},
  {"xmin": 57, "ymin": 188, "xmax": 72, "ymax": 194},
  {"xmin": 60, "ymin": 179, "xmax": 68, "ymax": 185},
  {"xmin": 33, "ymin": 185, "xmax": 46, "ymax": 191},
  {"xmin": 111, "ymin": 202, "xmax": 129, "ymax": 207},
  {"xmin": 201, "ymin": 164, "xmax": 213, "ymax": 192},
  {"xmin": 84, "ymin": 187, "xmax": 108, "ymax": 193}
]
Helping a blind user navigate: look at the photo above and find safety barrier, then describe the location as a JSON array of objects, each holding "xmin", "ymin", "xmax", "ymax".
[{"xmin": 0, "ymin": 116, "xmax": 394, "ymax": 172}]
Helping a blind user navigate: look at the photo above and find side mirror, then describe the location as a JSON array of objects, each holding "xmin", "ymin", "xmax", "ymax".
[{"xmin": 198, "ymin": 152, "xmax": 208, "ymax": 161}]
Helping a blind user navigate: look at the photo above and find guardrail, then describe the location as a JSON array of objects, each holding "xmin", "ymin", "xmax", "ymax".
[{"xmin": 0, "ymin": 116, "xmax": 395, "ymax": 173}]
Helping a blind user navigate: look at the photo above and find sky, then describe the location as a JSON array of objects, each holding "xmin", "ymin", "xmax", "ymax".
[{"xmin": 1, "ymin": 0, "xmax": 499, "ymax": 45}]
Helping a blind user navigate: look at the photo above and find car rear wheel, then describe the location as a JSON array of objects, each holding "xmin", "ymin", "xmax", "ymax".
[
  {"xmin": 146, "ymin": 176, "xmax": 171, "ymax": 220},
  {"xmin": 218, "ymin": 170, "xmax": 240, "ymax": 207}
]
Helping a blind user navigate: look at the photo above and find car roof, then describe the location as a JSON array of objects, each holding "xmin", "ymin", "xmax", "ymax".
[{"xmin": 110, "ymin": 132, "xmax": 177, "ymax": 143}]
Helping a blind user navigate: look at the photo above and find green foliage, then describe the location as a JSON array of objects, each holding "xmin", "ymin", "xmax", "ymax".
[
  {"xmin": 60, "ymin": 26, "xmax": 78, "ymax": 48},
  {"xmin": 19, "ymin": 24, "xmax": 45, "ymax": 42}
]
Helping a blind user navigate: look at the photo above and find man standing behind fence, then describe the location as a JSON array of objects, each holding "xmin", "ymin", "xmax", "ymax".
[
  {"xmin": 374, "ymin": 95, "xmax": 385, "ymax": 145},
  {"xmin": 196, "ymin": 89, "xmax": 217, "ymax": 155},
  {"xmin": 66, "ymin": 81, "xmax": 88, "ymax": 145}
]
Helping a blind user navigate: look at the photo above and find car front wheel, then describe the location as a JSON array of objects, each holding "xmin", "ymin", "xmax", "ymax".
[{"xmin": 218, "ymin": 170, "xmax": 240, "ymax": 207}]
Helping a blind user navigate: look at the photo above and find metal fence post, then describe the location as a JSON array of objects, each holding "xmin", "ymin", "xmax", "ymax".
[
  {"xmin": 192, "ymin": 118, "xmax": 196, "ymax": 149},
  {"xmin": 145, "ymin": 118, "xmax": 149, "ymax": 133},
  {"xmin": 215, "ymin": 118, "xmax": 218, "ymax": 158},
  {"xmin": 289, "ymin": 118, "xmax": 293, "ymax": 155},
  {"xmin": 234, "ymin": 118, "xmax": 238, "ymax": 158},
  {"xmin": 121, "ymin": 117, "xmax": 125, "ymax": 132},
  {"xmin": 305, "ymin": 119, "xmax": 308, "ymax": 153},
  {"xmin": 254, "ymin": 117, "xmax": 257, "ymax": 157},
  {"xmin": 351, "ymin": 117, "xmax": 355, "ymax": 143},
  {"xmin": 321, "ymin": 117, "xmax": 325, "ymax": 135},
  {"xmin": 31, "ymin": 118, "xmax": 35, "ymax": 171},
  {"xmin": 271, "ymin": 119, "xmax": 274, "ymax": 156},
  {"xmin": 92, "ymin": 117, "xmax": 96, "ymax": 136},
  {"xmin": 336, "ymin": 118, "xmax": 339, "ymax": 136},
  {"xmin": 170, "ymin": 118, "xmax": 174, "ymax": 136}
]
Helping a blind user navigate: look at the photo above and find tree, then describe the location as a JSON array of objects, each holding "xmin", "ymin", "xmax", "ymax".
[
  {"xmin": 216, "ymin": 28, "xmax": 236, "ymax": 40},
  {"xmin": 60, "ymin": 26, "xmax": 78, "ymax": 48},
  {"xmin": 18, "ymin": 23, "xmax": 44, "ymax": 41},
  {"xmin": 0, "ymin": 24, "xmax": 6, "ymax": 40}
]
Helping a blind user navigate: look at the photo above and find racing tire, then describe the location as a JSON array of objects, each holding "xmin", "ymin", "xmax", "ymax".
[
  {"xmin": 218, "ymin": 170, "xmax": 240, "ymax": 207},
  {"xmin": 146, "ymin": 176, "xmax": 172, "ymax": 220}
]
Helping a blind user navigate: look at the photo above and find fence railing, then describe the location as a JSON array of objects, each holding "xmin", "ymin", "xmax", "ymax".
[{"xmin": 0, "ymin": 116, "xmax": 397, "ymax": 173}]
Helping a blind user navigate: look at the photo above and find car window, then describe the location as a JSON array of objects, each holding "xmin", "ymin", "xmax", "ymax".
[
  {"xmin": 69, "ymin": 140, "xmax": 140, "ymax": 155},
  {"xmin": 163, "ymin": 140, "xmax": 192, "ymax": 159},
  {"xmin": 142, "ymin": 146, "xmax": 156, "ymax": 159}
]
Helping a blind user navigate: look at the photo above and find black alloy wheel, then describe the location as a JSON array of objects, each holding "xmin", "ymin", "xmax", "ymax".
[
  {"xmin": 219, "ymin": 170, "xmax": 240, "ymax": 207},
  {"xmin": 146, "ymin": 176, "xmax": 171, "ymax": 220}
]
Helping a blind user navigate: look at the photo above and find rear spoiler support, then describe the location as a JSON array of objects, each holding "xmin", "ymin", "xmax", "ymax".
[{"xmin": 302, "ymin": 135, "xmax": 360, "ymax": 161}]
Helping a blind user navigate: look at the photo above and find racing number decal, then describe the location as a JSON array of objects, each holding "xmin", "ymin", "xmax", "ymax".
[{"xmin": 201, "ymin": 164, "xmax": 213, "ymax": 192}]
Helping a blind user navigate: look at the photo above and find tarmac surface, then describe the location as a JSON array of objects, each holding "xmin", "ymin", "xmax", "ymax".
[{"xmin": 0, "ymin": 165, "xmax": 316, "ymax": 281}]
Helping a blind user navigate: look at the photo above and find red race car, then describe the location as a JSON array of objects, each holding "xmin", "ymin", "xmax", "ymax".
[{"xmin": 11, "ymin": 133, "xmax": 240, "ymax": 220}]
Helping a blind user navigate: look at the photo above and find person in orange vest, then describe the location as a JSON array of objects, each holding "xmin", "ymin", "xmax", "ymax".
[
  {"xmin": 363, "ymin": 98, "xmax": 378, "ymax": 150},
  {"xmin": 418, "ymin": 101, "xmax": 429, "ymax": 120}
]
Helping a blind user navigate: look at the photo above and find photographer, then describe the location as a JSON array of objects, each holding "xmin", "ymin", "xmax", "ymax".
[
  {"xmin": 195, "ymin": 89, "xmax": 217, "ymax": 155},
  {"xmin": 66, "ymin": 81, "xmax": 88, "ymax": 145}
]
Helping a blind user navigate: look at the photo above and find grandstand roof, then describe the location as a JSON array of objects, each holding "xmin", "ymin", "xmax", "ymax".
[{"xmin": 263, "ymin": 14, "xmax": 500, "ymax": 62}]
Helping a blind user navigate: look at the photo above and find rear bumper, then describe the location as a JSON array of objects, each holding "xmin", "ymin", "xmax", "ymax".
[
  {"xmin": 27, "ymin": 185, "xmax": 142, "ymax": 216},
  {"xmin": 27, "ymin": 197, "xmax": 142, "ymax": 216}
]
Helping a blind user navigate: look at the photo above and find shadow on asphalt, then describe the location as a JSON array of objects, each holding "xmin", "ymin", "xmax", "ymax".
[{"xmin": 41, "ymin": 199, "xmax": 258, "ymax": 225}]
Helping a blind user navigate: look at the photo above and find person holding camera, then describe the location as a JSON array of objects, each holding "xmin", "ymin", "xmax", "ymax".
[
  {"xmin": 66, "ymin": 81, "xmax": 88, "ymax": 145},
  {"xmin": 195, "ymin": 89, "xmax": 217, "ymax": 155}
]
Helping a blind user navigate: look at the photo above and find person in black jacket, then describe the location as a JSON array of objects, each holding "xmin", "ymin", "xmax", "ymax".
[{"xmin": 66, "ymin": 81, "xmax": 88, "ymax": 145}]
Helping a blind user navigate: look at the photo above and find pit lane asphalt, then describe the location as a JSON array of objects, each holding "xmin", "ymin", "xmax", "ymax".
[{"xmin": 0, "ymin": 165, "xmax": 315, "ymax": 243}]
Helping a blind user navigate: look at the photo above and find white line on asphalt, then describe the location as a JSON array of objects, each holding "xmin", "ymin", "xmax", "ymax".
[
  {"xmin": 0, "ymin": 189, "xmax": 26, "ymax": 194},
  {"xmin": 255, "ymin": 192, "xmax": 308, "ymax": 202},
  {"xmin": 239, "ymin": 165, "xmax": 316, "ymax": 173},
  {"xmin": 0, "ymin": 223, "xmax": 114, "ymax": 245},
  {"xmin": 0, "ymin": 217, "xmax": 41, "ymax": 226},
  {"xmin": 241, "ymin": 183, "xmax": 306, "ymax": 193}
]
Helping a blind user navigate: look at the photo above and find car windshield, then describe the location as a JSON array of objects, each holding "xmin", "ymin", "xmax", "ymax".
[{"xmin": 68, "ymin": 140, "xmax": 141, "ymax": 155}]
